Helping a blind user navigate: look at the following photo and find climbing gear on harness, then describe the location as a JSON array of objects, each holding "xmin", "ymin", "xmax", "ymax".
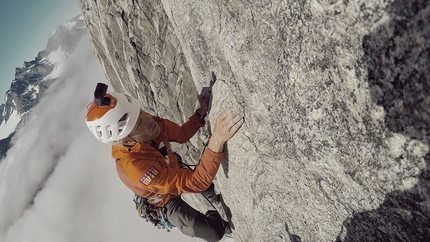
[
  {"xmin": 133, "ymin": 194, "xmax": 175, "ymax": 232},
  {"xmin": 85, "ymin": 83, "xmax": 140, "ymax": 143}
]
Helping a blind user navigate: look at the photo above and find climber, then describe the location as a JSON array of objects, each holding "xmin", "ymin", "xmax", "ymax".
[{"xmin": 84, "ymin": 83, "xmax": 244, "ymax": 241}]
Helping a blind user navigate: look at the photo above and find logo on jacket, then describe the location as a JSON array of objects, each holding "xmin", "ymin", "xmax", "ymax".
[{"xmin": 139, "ymin": 166, "xmax": 159, "ymax": 186}]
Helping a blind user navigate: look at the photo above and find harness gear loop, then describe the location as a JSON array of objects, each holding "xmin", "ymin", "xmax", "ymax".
[{"xmin": 133, "ymin": 193, "xmax": 175, "ymax": 231}]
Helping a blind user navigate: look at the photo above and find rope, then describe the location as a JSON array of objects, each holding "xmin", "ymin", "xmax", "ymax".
[{"xmin": 178, "ymin": 139, "xmax": 208, "ymax": 170}]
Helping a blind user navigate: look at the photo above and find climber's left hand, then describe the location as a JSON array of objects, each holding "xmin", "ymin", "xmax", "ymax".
[{"xmin": 197, "ymin": 86, "xmax": 211, "ymax": 116}]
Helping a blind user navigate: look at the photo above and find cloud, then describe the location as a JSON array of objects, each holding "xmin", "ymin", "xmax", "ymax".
[{"xmin": 0, "ymin": 35, "xmax": 194, "ymax": 242}]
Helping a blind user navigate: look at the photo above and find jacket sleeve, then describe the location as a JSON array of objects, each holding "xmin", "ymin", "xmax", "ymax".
[
  {"xmin": 126, "ymin": 148, "xmax": 223, "ymax": 195},
  {"xmin": 164, "ymin": 113, "xmax": 205, "ymax": 144}
]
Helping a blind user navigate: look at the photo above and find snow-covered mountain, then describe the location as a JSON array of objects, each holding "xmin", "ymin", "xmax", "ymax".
[{"xmin": 0, "ymin": 15, "xmax": 87, "ymax": 157}]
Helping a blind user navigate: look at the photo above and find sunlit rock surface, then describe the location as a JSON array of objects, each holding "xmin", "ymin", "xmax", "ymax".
[{"xmin": 77, "ymin": 0, "xmax": 430, "ymax": 241}]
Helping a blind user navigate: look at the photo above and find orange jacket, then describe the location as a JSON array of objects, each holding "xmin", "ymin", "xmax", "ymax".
[{"xmin": 112, "ymin": 113, "xmax": 223, "ymax": 207}]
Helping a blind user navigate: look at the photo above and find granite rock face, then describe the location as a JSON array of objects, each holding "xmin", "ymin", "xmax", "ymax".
[{"xmin": 77, "ymin": 0, "xmax": 430, "ymax": 241}]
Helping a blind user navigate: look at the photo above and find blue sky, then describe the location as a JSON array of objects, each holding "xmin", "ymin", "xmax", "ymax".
[{"xmin": 0, "ymin": 0, "xmax": 80, "ymax": 99}]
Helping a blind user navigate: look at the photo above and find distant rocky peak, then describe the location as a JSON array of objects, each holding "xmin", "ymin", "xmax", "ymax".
[
  {"xmin": 0, "ymin": 14, "xmax": 87, "ymax": 136},
  {"xmin": 46, "ymin": 14, "xmax": 86, "ymax": 56}
]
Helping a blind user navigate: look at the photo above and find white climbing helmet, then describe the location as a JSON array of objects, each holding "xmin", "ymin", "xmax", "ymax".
[{"xmin": 85, "ymin": 84, "xmax": 140, "ymax": 143}]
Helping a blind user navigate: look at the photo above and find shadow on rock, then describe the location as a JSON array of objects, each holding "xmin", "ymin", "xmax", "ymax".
[
  {"xmin": 337, "ymin": 0, "xmax": 430, "ymax": 241},
  {"xmin": 364, "ymin": 1, "xmax": 430, "ymax": 144},
  {"xmin": 337, "ymin": 173, "xmax": 430, "ymax": 241},
  {"xmin": 221, "ymin": 144, "xmax": 230, "ymax": 178},
  {"xmin": 285, "ymin": 223, "xmax": 302, "ymax": 242},
  {"xmin": 219, "ymin": 193, "xmax": 235, "ymax": 230}
]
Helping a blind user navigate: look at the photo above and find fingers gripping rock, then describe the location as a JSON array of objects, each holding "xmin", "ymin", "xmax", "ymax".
[
  {"xmin": 208, "ymin": 105, "xmax": 245, "ymax": 153},
  {"xmin": 227, "ymin": 105, "xmax": 245, "ymax": 133}
]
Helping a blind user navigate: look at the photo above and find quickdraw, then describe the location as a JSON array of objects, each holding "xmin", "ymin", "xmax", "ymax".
[{"xmin": 133, "ymin": 193, "xmax": 175, "ymax": 232}]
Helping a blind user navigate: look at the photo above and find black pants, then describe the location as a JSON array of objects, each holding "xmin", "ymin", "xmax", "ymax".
[{"xmin": 165, "ymin": 184, "xmax": 227, "ymax": 242}]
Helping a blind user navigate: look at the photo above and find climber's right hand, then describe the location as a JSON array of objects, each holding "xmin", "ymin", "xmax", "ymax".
[{"xmin": 208, "ymin": 105, "xmax": 245, "ymax": 153}]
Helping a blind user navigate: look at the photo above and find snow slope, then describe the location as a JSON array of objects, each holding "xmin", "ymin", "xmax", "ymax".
[{"xmin": 0, "ymin": 111, "xmax": 21, "ymax": 140}]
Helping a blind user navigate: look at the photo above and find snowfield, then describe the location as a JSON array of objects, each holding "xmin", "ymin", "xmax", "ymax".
[{"xmin": 0, "ymin": 110, "xmax": 21, "ymax": 140}]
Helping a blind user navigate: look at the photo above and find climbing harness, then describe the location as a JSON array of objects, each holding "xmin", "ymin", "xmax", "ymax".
[{"xmin": 133, "ymin": 193, "xmax": 175, "ymax": 232}]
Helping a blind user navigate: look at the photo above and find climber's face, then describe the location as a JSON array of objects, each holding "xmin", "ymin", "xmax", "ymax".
[{"xmin": 128, "ymin": 110, "xmax": 160, "ymax": 143}]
